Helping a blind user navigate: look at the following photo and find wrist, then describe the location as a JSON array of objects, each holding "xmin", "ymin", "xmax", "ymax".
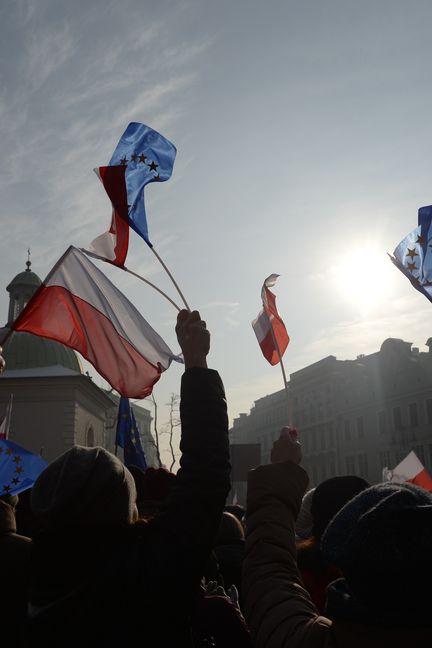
[{"xmin": 183, "ymin": 355, "xmax": 208, "ymax": 369}]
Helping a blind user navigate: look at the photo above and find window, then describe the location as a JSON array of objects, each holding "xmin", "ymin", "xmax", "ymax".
[
  {"xmin": 312, "ymin": 429, "xmax": 317, "ymax": 452},
  {"xmin": 320, "ymin": 429, "xmax": 326, "ymax": 451},
  {"xmin": 311, "ymin": 406, "xmax": 316, "ymax": 424},
  {"xmin": 329, "ymin": 458, "xmax": 336, "ymax": 476},
  {"xmin": 393, "ymin": 407, "xmax": 402, "ymax": 429},
  {"xmin": 344, "ymin": 420, "xmax": 351, "ymax": 441},
  {"xmin": 409, "ymin": 403, "xmax": 419, "ymax": 427},
  {"xmin": 415, "ymin": 445, "xmax": 425, "ymax": 464},
  {"xmin": 358, "ymin": 453, "xmax": 368, "ymax": 478},
  {"xmin": 86, "ymin": 426, "xmax": 95, "ymax": 447},
  {"xmin": 345, "ymin": 456, "xmax": 355, "ymax": 473},
  {"xmin": 378, "ymin": 411, "xmax": 386, "ymax": 435},
  {"xmin": 427, "ymin": 399, "xmax": 432, "ymax": 424},
  {"xmin": 328, "ymin": 424, "xmax": 335, "ymax": 446},
  {"xmin": 379, "ymin": 450, "xmax": 391, "ymax": 469},
  {"xmin": 357, "ymin": 416, "xmax": 364, "ymax": 439}
]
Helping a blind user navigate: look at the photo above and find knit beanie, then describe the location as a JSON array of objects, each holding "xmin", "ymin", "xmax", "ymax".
[
  {"xmin": 321, "ymin": 482, "xmax": 432, "ymax": 616},
  {"xmin": 311, "ymin": 476, "xmax": 369, "ymax": 540},
  {"xmin": 139, "ymin": 467, "xmax": 176, "ymax": 502},
  {"xmin": 31, "ymin": 446, "xmax": 137, "ymax": 527}
]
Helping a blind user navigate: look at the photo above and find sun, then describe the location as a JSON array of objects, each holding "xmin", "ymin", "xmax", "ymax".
[{"xmin": 331, "ymin": 244, "xmax": 395, "ymax": 314}]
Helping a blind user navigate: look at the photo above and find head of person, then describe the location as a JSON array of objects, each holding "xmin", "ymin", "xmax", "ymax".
[
  {"xmin": 321, "ymin": 481, "xmax": 432, "ymax": 620},
  {"xmin": 310, "ymin": 476, "xmax": 369, "ymax": 541},
  {"xmin": 138, "ymin": 467, "xmax": 176, "ymax": 502},
  {"xmin": 215, "ymin": 511, "xmax": 245, "ymax": 546},
  {"xmin": 127, "ymin": 465, "xmax": 176, "ymax": 518},
  {"xmin": 31, "ymin": 446, "xmax": 137, "ymax": 528},
  {"xmin": 295, "ymin": 487, "xmax": 316, "ymax": 540}
]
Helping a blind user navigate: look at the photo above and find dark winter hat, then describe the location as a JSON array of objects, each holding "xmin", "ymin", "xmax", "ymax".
[
  {"xmin": 139, "ymin": 467, "xmax": 176, "ymax": 502},
  {"xmin": 311, "ymin": 476, "xmax": 369, "ymax": 540},
  {"xmin": 321, "ymin": 482, "xmax": 432, "ymax": 614},
  {"xmin": 31, "ymin": 446, "xmax": 137, "ymax": 526},
  {"xmin": 127, "ymin": 464, "xmax": 147, "ymax": 503}
]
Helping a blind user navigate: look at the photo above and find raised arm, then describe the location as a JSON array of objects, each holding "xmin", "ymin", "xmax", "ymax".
[
  {"xmin": 147, "ymin": 310, "xmax": 231, "ymax": 597},
  {"xmin": 243, "ymin": 429, "xmax": 332, "ymax": 648}
]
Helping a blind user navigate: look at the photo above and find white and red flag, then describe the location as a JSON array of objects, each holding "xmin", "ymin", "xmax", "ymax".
[
  {"xmin": 11, "ymin": 247, "xmax": 181, "ymax": 398},
  {"xmin": 387, "ymin": 451, "xmax": 432, "ymax": 492},
  {"xmin": 0, "ymin": 394, "xmax": 13, "ymax": 440},
  {"xmin": 89, "ymin": 165, "xmax": 130, "ymax": 267},
  {"xmin": 252, "ymin": 274, "xmax": 289, "ymax": 365}
]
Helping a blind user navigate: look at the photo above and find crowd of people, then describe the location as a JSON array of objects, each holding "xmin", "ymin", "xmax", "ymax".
[{"xmin": 2, "ymin": 310, "xmax": 432, "ymax": 646}]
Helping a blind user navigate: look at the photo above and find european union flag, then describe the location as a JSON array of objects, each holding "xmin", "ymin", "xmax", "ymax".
[
  {"xmin": 0, "ymin": 439, "xmax": 47, "ymax": 496},
  {"xmin": 116, "ymin": 397, "xmax": 147, "ymax": 471},
  {"xmin": 109, "ymin": 122, "xmax": 177, "ymax": 247},
  {"xmin": 391, "ymin": 205, "xmax": 432, "ymax": 303}
]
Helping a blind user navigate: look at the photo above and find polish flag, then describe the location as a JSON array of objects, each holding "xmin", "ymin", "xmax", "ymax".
[
  {"xmin": 88, "ymin": 165, "xmax": 129, "ymax": 267},
  {"xmin": 0, "ymin": 394, "xmax": 13, "ymax": 440},
  {"xmin": 12, "ymin": 247, "xmax": 181, "ymax": 398},
  {"xmin": 252, "ymin": 274, "xmax": 289, "ymax": 366},
  {"xmin": 390, "ymin": 451, "xmax": 432, "ymax": 492}
]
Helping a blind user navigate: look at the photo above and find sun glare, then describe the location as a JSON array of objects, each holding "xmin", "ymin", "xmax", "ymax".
[{"xmin": 332, "ymin": 245, "xmax": 395, "ymax": 314}]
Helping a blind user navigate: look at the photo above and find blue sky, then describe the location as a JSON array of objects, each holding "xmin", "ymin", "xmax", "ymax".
[{"xmin": 2, "ymin": 0, "xmax": 432, "ymax": 466}]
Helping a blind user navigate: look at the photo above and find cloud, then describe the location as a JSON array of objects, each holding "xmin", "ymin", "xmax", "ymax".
[{"xmin": 26, "ymin": 23, "xmax": 75, "ymax": 89}]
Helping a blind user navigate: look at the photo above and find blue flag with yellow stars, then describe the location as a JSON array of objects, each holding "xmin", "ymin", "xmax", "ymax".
[
  {"xmin": 115, "ymin": 397, "xmax": 147, "ymax": 471},
  {"xmin": 0, "ymin": 438, "xmax": 47, "ymax": 496},
  {"xmin": 391, "ymin": 205, "xmax": 432, "ymax": 303},
  {"xmin": 109, "ymin": 122, "xmax": 176, "ymax": 247}
]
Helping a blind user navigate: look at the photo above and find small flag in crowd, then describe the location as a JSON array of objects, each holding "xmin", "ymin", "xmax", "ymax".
[
  {"xmin": 0, "ymin": 438, "xmax": 47, "ymax": 496},
  {"xmin": 89, "ymin": 122, "xmax": 177, "ymax": 266},
  {"xmin": 116, "ymin": 397, "xmax": 147, "ymax": 471},
  {"xmin": 383, "ymin": 450, "xmax": 432, "ymax": 492},
  {"xmin": 11, "ymin": 246, "xmax": 181, "ymax": 398},
  {"xmin": 0, "ymin": 394, "xmax": 13, "ymax": 440},
  {"xmin": 252, "ymin": 274, "xmax": 289, "ymax": 365},
  {"xmin": 390, "ymin": 204, "xmax": 432, "ymax": 303}
]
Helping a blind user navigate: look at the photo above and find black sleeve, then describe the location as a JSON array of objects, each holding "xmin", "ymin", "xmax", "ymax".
[{"xmin": 143, "ymin": 368, "xmax": 231, "ymax": 598}]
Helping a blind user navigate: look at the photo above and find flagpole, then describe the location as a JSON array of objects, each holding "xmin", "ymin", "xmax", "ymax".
[
  {"xmin": 150, "ymin": 247, "xmax": 191, "ymax": 312},
  {"xmin": 123, "ymin": 266, "xmax": 182, "ymax": 312},
  {"xmin": 268, "ymin": 321, "xmax": 293, "ymax": 427},
  {"xmin": 5, "ymin": 393, "xmax": 13, "ymax": 440},
  {"xmin": 81, "ymin": 248, "xmax": 183, "ymax": 312}
]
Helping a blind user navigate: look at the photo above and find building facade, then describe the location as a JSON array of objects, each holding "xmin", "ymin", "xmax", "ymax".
[{"xmin": 230, "ymin": 338, "xmax": 432, "ymax": 502}]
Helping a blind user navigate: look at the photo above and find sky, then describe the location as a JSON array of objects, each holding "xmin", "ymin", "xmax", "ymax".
[{"xmin": 2, "ymin": 0, "xmax": 432, "ymax": 467}]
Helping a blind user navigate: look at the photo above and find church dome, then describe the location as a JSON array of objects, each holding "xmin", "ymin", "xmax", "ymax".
[
  {"xmin": 6, "ymin": 269, "xmax": 41, "ymax": 292},
  {"xmin": 2, "ymin": 331, "xmax": 82, "ymax": 373}
]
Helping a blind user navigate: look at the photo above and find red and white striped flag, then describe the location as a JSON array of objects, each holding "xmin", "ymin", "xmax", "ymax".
[
  {"xmin": 0, "ymin": 394, "xmax": 13, "ymax": 440},
  {"xmin": 388, "ymin": 451, "xmax": 432, "ymax": 492},
  {"xmin": 11, "ymin": 247, "xmax": 181, "ymax": 398},
  {"xmin": 252, "ymin": 274, "xmax": 289, "ymax": 366}
]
